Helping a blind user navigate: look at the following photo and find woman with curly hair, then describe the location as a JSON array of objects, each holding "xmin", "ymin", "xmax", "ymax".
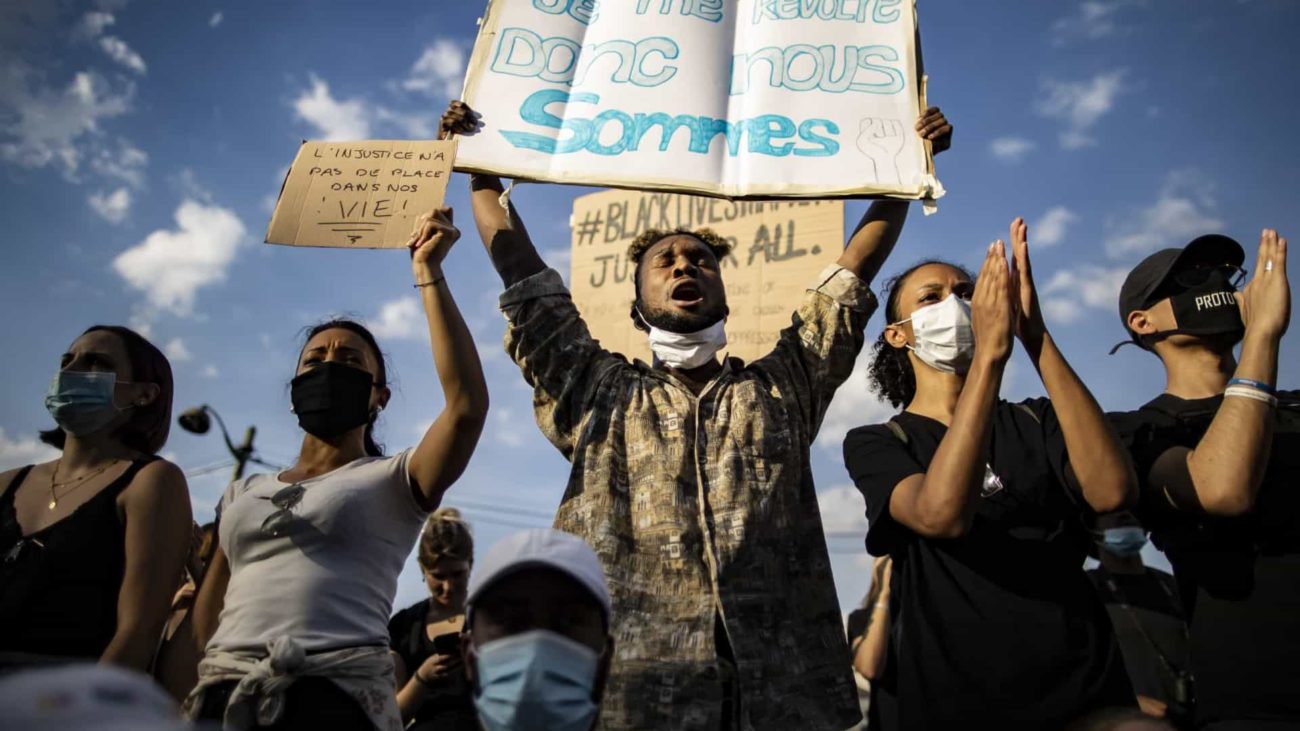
[
  {"xmin": 842, "ymin": 220, "xmax": 1138, "ymax": 729},
  {"xmin": 388, "ymin": 508, "xmax": 476, "ymax": 731}
]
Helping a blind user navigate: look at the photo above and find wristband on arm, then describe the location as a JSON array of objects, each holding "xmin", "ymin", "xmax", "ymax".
[
  {"xmin": 1228, "ymin": 377, "xmax": 1275, "ymax": 395},
  {"xmin": 1224, "ymin": 385, "xmax": 1278, "ymax": 408}
]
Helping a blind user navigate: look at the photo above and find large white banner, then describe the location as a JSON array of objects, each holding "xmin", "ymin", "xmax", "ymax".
[{"xmin": 456, "ymin": 0, "xmax": 942, "ymax": 201}]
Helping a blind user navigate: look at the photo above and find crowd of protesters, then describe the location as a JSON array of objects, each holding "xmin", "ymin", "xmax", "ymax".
[{"xmin": 0, "ymin": 96, "xmax": 1294, "ymax": 731}]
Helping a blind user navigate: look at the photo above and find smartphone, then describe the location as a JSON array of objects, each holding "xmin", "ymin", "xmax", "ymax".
[{"xmin": 432, "ymin": 632, "xmax": 462, "ymax": 656}]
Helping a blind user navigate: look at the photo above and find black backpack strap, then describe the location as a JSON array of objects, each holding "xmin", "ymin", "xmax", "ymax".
[
  {"xmin": 1013, "ymin": 402, "xmax": 1040, "ymax": 424},
  {"xmin": 884, "ymin": 420, "xmax": 909, "ymax": 446}
]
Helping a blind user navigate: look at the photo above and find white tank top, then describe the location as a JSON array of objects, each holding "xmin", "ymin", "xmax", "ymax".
[{"xmin": 208, "ymin": 449, "xmax": 427, "ymax": 654}]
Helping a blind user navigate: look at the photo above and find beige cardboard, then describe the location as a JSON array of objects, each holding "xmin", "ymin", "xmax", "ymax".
[
  {"xmin": 266, "ymin": 140, "xmax": 455, "ymax": 249},
  {"xmin": 570, "ymin": 189, "xmax": 845, "ymax": 364}
]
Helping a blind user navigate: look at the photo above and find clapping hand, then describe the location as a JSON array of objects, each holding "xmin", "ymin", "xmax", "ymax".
[
  {"xmin": 1008, "ymin": 217, "xmax": 1048, "ymax": 355},
  {"xmin": 1239, "ymin": 229, "xmax": 1290, "ymax": 341},
  {"xmin": 971, "ymin": 240, "xmax": 1015, "ymax": 367}
]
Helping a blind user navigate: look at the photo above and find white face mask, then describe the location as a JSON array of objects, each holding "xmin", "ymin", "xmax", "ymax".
[
  {"xmin": 644, "ymin": 317, "xmax": 727, "ymax": 370},
  {"xmin": 894, "ymin": 293, "xmax": 974, "ymax": 374}
]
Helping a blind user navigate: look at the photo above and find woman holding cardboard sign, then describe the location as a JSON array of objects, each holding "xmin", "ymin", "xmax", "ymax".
[{"xmin": 182, "ymin": 208, "xmax": 489, "ymax": 731}]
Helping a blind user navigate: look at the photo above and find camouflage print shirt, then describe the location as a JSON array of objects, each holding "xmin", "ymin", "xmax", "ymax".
[{"xmin": 500, "ymin": 265, "xmax": 874, "ymax": 731}]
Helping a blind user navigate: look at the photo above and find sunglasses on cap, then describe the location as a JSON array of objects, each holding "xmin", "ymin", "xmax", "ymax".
[{"xmin": 1170, "ymin": 262, "xmax": 1247, "ymax": 289}]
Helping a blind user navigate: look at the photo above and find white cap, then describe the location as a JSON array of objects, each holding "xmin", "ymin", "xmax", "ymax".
[
  {"xmin": 0, "ymin": 664, "xmax": 196, "ymax": 731},
  {"xmin": 466, "ymin": 529, "xmax": 611, "ymax": 621}
]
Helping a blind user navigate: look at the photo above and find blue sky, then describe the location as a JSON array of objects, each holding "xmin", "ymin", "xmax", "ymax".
[{"xmin": 2, "ymin": 0, "xmax": 1297, "ymax": 613}]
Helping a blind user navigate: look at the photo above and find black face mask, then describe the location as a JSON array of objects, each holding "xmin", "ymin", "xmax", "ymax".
[
  {"xmin": 290, "ymin": 362, "xmax": 376, "ymax": 438},
  {"xmin": 1147, "ymin": 269, "xmax": 1245, "ymax": 345}
]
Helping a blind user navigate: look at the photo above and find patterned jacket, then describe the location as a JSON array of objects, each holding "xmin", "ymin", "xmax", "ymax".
[{"xmin": 500, "ymin": 265, "xmax": 873, "ymax": 730}]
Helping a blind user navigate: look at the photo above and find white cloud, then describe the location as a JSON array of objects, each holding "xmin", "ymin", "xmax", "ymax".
[
  {"xmin": 989, "ymin": 136, "xmax": 1036, "ymax": 163},
  {"xmin": 1105, "ymin": 170, "xmax": 1224, "ymax": 258},
  {"xmin": 818, "ymin": 484, "xmax": 869, "ymax": 536},
  {"xmin": 163, "ymin": 337, "xmax": 192, "ymax": 362},
  {"xmin": 112, "ymin": 199, "xmax": 247, "ymax": 315},
  {"xmin": 173, "ymin": 167, "xmax": 213, "ymax": 203},
  {"xmin": 1032, "ymin": 206, "xmax": 1078, "ymax": 248},
  {"xmin": 542, "ymin": 247, "xmax": 573, "ymax": 285},
  {"xmin": 209, "ymin": 11, "xmax": 223, "ymax": 27},
  {"xmin": 492, "ymin": 408, "xmax": 527, "ymax": 448},
  {"xmin": 1051, "ymin": 1, "xmax": 1144, "ymax": 43},
  {"xmin": 89, "ymin": 140, "xmax": 147, "ymax": 187},
  {"xmin": 402, "ymin": 39, "xmax": 467, "ymax": 99},
  {"xmin": 374, "ymin": 107, "xmax": 435, "ymax": 138},
  {"xmin": 201, "ymin": 365, "xmax": 219, "ymax": 379},
  {"xmin": 71, "ymin": 10, "xmax": 146, "ymax": 74},
  {"xmin": 88, "ymin": 186, "xmax": 131, "ymax": 223},
  {"xmin": 0, "ymin": 69, "xmax": 134, "ymax": 178},
  {"xmin": 817, "ymin": 350, "xmax": 897, "ymax": 451},
  {"xmin": 75, "ymin": 11, "xmax": 116, "ymax": 40},
  {"xmin": 293, "ymin": 75, "xmax": 370, "ymax": 140},
  {"xmin": 1040, "ymin": 265, "xmax": 1130, "ymax": 324},
  {"xmin": 368, "ymin": 297, "xmax": 423, "ymax": 340},
  {"xmin": 1036, "ymin": 71, "xmax": 1125, "ymax": 149},
  {"xmin": 98, "ymin": 36, "xmax": 146, "ymax": 74},
  {"xmin": 0, "ymin": 428, "xmax": 59, "ymax": 471}
]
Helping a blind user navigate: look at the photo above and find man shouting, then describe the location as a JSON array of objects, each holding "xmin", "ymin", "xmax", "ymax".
[{"xmin": 442, "ymin": 101, "xmax": 951, "ymax": 731}]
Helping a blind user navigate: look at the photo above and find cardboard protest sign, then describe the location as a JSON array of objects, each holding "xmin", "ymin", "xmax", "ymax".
[
  {"xmin": 266, "ymin": 140, "xmax": 455, "ymax": 249},
  {"xmin": 458, "ymin": 0, "xmax": 940, "ymax": 201},
  {"xmin": 570, "ymin": 189, "xmax": 844, "ymax": 363}
]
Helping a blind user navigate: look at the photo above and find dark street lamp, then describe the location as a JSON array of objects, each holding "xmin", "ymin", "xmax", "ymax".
[{"xmin": 178, "ymin": 404, "xmax": 277, "ymax": 481}]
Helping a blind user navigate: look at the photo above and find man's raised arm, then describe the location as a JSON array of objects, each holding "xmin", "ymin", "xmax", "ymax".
[{"xmin": 441, "ymin": 101, "xmax": 547, "ymax": 288}]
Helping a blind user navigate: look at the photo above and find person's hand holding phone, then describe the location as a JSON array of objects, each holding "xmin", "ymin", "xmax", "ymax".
[{"xmin": 416, "ymin": 633, "xmax": 464, "ymax": 689}]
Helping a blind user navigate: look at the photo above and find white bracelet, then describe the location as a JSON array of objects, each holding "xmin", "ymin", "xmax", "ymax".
[{"xmin": 1225, "ymin": 385, "xmax": 1278, "ymax": 407}]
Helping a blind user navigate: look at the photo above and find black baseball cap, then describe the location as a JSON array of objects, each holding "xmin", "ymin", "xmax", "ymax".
[{"xmin": 1114, "ymin": 234, "xmax": 1245, "ymax": 347}]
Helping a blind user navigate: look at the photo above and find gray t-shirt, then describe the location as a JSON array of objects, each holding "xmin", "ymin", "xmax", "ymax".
[{"xmin": 208, "ymin": 449, "xmax": 427, "ymax": 654}]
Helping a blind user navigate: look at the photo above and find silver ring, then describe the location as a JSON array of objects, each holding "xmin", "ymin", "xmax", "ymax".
[{"xmin": 1266, "ymin": 261, "xmax": 1275, "ymax": 272}]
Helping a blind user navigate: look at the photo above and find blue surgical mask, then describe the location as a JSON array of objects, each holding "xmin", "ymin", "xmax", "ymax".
[
  {"xmin": 44, "ymin": 371, "xmax": 125, "ymax": 436},
  {"xmin": 473, "ymin": 629, "xmax": 600, "ymax": 731},
  {"xmin": 1097, "ymin": 526, "xmax": 1148, "ymax": 557}
]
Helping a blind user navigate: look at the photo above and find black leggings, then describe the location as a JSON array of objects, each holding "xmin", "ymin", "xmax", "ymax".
[{"xmin": 195, "ymin": 677, "xmax": 373, "ymax": 730}]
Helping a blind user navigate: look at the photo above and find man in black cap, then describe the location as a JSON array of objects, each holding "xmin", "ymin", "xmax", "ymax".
[{"xmin": 1108, "ymin": 229, "xmax": 1298, "ymax": 729}]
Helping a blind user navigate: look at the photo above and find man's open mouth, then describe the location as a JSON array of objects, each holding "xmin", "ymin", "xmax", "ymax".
[{"xmin": 670, "ymin": 280, "xmax": 704, "ymax": 306}]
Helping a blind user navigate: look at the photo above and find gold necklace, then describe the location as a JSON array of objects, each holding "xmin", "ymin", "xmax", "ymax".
[{"xmin": 47, "ymin": 459, "xmax": 118, "ymax": 510}]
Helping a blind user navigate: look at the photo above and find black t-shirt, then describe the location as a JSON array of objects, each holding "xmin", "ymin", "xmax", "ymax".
[
  {"xmin": 1110, "ymin": 391, "xmax": 1300, "ymax": 724},
  {"xmin": 1086, "ymin": 567, "xmax": 1189, "ymax": 707},
  {"xmin": 843, "ymin": 399, "xmax": 1134, "ymax": 730},
  {"xmin": 387, "ymin": 599, "xmax": 476, "ymax": 731}
]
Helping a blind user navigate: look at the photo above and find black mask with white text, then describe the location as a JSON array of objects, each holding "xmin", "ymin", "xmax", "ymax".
[
  {"xmin": 290, "ymin": 362, "xmax": 375, "ymax": 438},
  {"xmin": 1146, "ymin": 270, "xmax": 1244, "ymax": 345}
]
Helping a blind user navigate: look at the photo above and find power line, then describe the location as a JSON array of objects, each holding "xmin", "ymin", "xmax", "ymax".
[
  {"xmin": 185, "ymin": 461, "xmax": 236, "ymax": 479},
  {"xmin": 448, "ymin": 498, "xmax": 555, "ymax": 522},
  {"xmin": 453, "ymin": 508, "xmax": 551, "ymax": 531}
]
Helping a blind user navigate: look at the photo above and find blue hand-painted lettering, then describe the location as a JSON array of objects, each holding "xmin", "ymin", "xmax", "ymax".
[
  {"xmin": 636, "ymin": 0, "xmax": 724, "ymax": 23},
  {"xmin": 499, "ymin": 88, "xmax": 841, "ymax": 159},
  {"xmin": 749, "ymin": 0, "xmax": 901, "ymax": 24},
  {"xmin": 872, "ymin": 0, "xmax": 902, "ymax": 23},
  {"xmin": 730, "ymin": 44, "xmax": 904, "ymax": 95},
  {"xmin": 532, "ymin": 0, "xmax": 597, "ymax": 24},
  {"xmin": 490, "ymin": 28, "xmax": 679, "ymax": 88}
]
